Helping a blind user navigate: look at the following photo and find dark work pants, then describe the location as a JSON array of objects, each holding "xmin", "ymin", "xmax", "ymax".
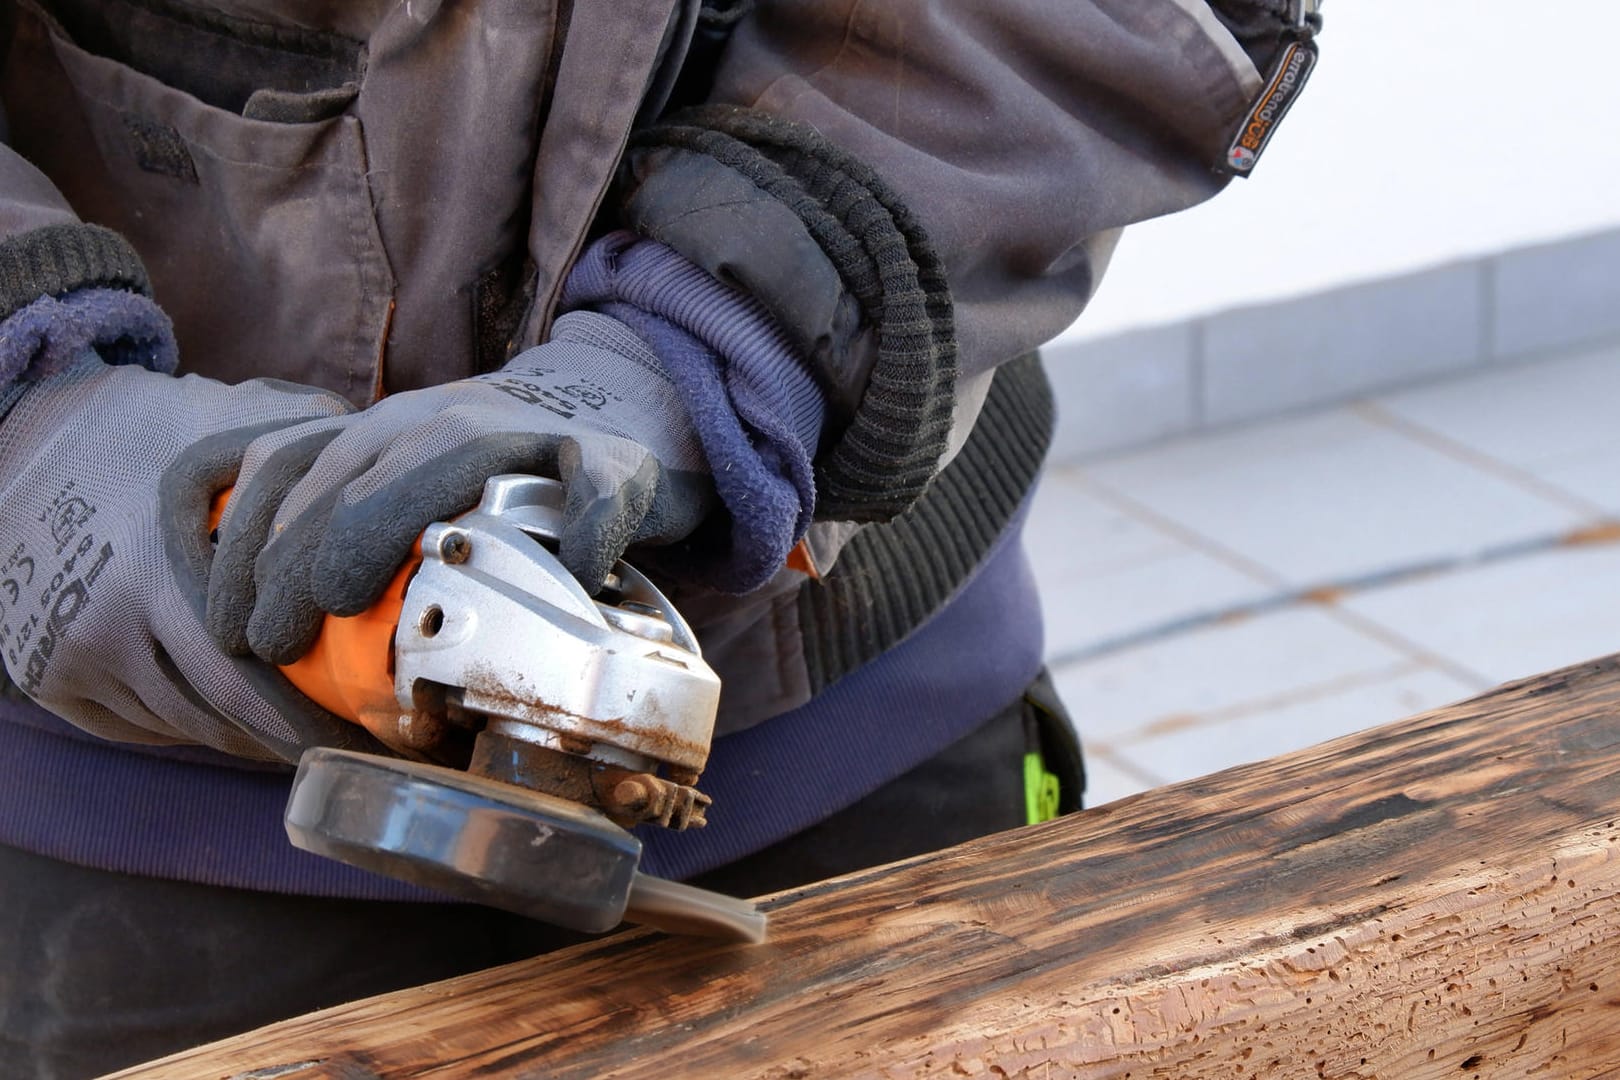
[{"xmin": 0, "ymin": 674, "xmax": 1082, "ymax": 1079}]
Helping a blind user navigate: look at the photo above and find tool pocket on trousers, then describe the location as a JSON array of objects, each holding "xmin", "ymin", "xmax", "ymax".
[
  {"xmin": 8, "ymin": 1, "xmax": 393, "ymax": 405},
  {"xmin": 1024, "ymin": 669, "xmax": 1086, "ymax": 816}
]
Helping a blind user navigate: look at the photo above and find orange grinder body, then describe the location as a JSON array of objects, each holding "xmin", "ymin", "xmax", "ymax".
[{"xmin": 210, "ymin": 488, "xmax": 414, "ymax": 734}]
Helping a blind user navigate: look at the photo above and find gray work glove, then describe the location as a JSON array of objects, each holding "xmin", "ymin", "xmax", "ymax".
[
  {"xmin": 0, "ymin": 353, "xmax": 373, "ymax": 761},
  {"xmin": 208, "ymin": 311, "xmax": 713, "ymax": 666}
]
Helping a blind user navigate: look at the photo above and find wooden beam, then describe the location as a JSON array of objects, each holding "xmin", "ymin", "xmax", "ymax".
[{"xmin": 118, "ymin": 656, "xmax": 1620, "ymax": 1079}]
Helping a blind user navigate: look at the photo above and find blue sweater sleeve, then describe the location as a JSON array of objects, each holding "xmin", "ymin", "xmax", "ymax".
[{"xmin": 560, "ymin": 231, "xmax": 826, "ymax": 593}]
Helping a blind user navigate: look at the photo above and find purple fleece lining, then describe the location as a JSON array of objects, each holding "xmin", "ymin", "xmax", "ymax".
[
  {"xmin": 0, "ymin": 288, "xmax": 178, "ymax": 388},
  {"xmin": 599, "ymin": 298, "xmax": 808, "ymax": 591},
  {"xmin": 563, "ymin": 232, "xmax": 825, "ymax": 454},
  {"xmin": 0, "ymin": 506, "xmax": 1042, "ymax": 896},
  {"xmin": 561, "ymin": 233, "xmax": 831, "ymax": 592}
]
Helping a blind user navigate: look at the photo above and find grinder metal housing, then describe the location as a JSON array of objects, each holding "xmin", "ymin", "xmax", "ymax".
[{"xmin": 280, "ymin": 475, "xmax": 764, "ymax": 941}]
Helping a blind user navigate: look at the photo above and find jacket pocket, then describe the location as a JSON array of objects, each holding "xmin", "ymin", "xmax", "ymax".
[{"xmin": 4, "ymin": 3, "xmax": 393, "ymax": 405}]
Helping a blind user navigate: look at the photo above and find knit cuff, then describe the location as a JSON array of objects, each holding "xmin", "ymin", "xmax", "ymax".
[
  {"xmin": 797, "ymin": 353, "xmax": 1054, "ymax": 692},
  {"xmin": 0, "ymin": 223, "xmax": 151, "ymax": 323},
  {"xmin": 620, "ymin": 107, "xmax": 957, "ymax": 524}
]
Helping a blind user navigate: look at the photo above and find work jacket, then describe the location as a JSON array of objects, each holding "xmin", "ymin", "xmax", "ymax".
[{"xmin": 0, "ymin": 0, "xmax": 1300, "ymax": 883}]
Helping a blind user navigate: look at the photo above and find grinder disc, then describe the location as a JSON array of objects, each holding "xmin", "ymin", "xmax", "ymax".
[{"xmin": 285, "ymin": 748, "xmax": 765, "ymax": 942}]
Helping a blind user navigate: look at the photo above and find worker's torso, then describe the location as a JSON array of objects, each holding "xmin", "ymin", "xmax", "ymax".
[
  {"xmin": 0, "ymin": 0, "xmax": 1049, "ymax": 733},
  {"xmin": 0, "ymin": 0, "xmax": 844, "ymax": 729}
]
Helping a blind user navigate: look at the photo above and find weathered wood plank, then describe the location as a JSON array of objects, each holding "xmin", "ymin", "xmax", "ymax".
[{"xmin": 117, "ymin": 656, "xmax": 1620, "ymax": 1079}]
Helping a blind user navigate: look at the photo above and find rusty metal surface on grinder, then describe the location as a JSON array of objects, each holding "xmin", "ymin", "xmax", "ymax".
[{"xmin": 469, "ymin": 728, "xmax": 710, "ymax": 830}]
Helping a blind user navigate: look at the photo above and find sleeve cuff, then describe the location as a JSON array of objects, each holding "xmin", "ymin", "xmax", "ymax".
[
  {"xmin": 0, "ymin": 288, "xmax": 178, "ymax": 393},
  {"xmin": 0, "ymin": 223, "xmax": 152, "ymax": 323},
  {"xmin": 562, "ymin": 231, "xmax": 826, "ymax": 459},
  {"xmin": 619, "ymin": 107, "xmax": 958, "ymax": 524}
]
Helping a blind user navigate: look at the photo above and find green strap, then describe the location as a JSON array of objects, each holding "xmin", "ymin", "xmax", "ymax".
[{"xmin": 1023, "ymin": 752, "xmax": 1062, "ymax": 825}]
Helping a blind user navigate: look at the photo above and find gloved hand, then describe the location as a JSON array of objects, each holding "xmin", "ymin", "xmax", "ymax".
[
  {"xmin": 0, "ymin": 350, "xmax": 368, "ymax": 761},
  {"xmin": 207, "ymin": 310, "xmax": 715, "ymax": 666}
]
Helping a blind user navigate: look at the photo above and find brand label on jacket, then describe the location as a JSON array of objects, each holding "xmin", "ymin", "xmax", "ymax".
[{"xmin": 1222, "ymin": 37, "xmax": 1319, "ymax": 178}]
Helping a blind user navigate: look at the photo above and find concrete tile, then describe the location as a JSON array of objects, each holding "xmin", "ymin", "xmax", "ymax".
[
  {"xmin": 1043, "ymin": 325, "xmax": 1196, "ymax": 463},
  {"xmin": 1050, "ymin": 605, "xmax": 1412, "ymax": 745},
  {"xmin": 1373, "ymin": 341, "xmax": 1620, "ymax": 514},
  {"xmin": 1085, "ymin": 408, "xmax": 1587, "ymax": 588},
  {"xmin": 1026, "ymin": 470, "xmax": 1274, "ymax": 660},
  {"xmin": 1024, "ymin": 469, "xmax": 1182, "ymax": 577},
  {"xmin": 1037, "ymin": 553, "xmax": 1274, "ymax": 662},
  {"xmin": 1078, "ymin": 748, "xmax": 1158, "ymax": 808},
  {"xmin": 1114, "ymin": 667, "xmax": 1477, "ymax": 788},
  {"xmin": 1374, "ymin": 341, "xmax": 1620, "ymax": 472},
  {"xmin": 1492, "ymin": 227, "xmax": 1620, "ymax": 362},
  {"xmin": 1342, "ymin": 541, "xmax": 1620, "ymax": 685},
  {"xmin": 1200, "ymin": 261, "xmax": 1485, "ymax": 427}
]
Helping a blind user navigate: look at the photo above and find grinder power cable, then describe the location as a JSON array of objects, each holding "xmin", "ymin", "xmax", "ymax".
[{"xmin": 220, "ymin": 474, "xmax": 766, "ymax": 944}]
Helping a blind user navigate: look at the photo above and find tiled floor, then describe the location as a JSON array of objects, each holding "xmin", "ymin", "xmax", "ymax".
[{"xmin": 1028, "ymin": 340, "xmax": 1620, "ymax": 807}]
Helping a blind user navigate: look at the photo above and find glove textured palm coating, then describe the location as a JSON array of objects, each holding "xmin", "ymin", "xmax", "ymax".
[
  {"xmin": 0, "ymin": 353, "xmax": 369, "ymax": 761},
  {"xmin": 208, "ymin": 311, "xmax": 712, "ymax": 667}
]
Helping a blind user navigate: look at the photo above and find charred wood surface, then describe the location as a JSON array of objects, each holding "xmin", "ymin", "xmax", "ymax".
[{"xmin": 117, "ymin": 656, "xmax": 1620, "ymax": 1078}]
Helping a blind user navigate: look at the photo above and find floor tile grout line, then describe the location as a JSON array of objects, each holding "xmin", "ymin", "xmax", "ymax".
[
  {"xmin": 1045, "ymin": 374, "xmax": 1615, "ymax": 694},
  {"xmin": 1041, "ymin": 527, "xmax": 1605, "ymax": 674},
  {"xmin": 1317, "ymin": 603, "xmax": 1498, "ymax": 692},
  {"xmin": 1083, "ymin": 743, "xmax": 1168, "ymax": 788},
  {"xmin": 1351, "ymin": 399, "xmax": 1615, "ymax": 520},
  {"xmin": 1069, "ymin": 471, "xmax": 1290, "ymax": 590},
  {"xmin": 1108, "ymin": 660, "xmax": 1432, "ymax": 748},
  {"xmin": 1025, "ymin": 487, "xmax": 1197, "ymax": 578}
]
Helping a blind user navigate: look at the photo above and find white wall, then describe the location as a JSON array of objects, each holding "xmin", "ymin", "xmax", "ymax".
[{"xmin": 1055, "ymin": 0, "xmax": 1620, "ymax": 343}]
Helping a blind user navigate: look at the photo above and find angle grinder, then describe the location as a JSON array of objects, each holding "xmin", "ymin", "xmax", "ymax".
[{"xmin": 218, "ymin": 474, "xmax": 765, "ymax": 943}]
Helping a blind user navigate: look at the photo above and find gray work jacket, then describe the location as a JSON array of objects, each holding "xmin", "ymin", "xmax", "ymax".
[{"xmin": 0, "ymin": 0, "xmax": 1284, "ymax": 731}]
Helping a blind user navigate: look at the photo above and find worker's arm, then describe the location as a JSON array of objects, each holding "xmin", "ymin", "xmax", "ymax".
[
  {"xmin": 0, "ymin": 141, "xmax": 165, "ymax": 409},
  {"xmin": 714, "ymin": 0, "xmax": 1270, "ymax": 373},
  {"xmin": 0, "ymin": 143, "xmax": 148, "ymax": 306},
  {"xmin": 617, "ymin": 0, "xmax": 1304, "ymax": 519}
]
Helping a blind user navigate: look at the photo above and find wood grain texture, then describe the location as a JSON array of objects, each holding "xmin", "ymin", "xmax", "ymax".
[{"xmin": 117, "ymin": 656, "xmax": 1620, "ymax": 1079}]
